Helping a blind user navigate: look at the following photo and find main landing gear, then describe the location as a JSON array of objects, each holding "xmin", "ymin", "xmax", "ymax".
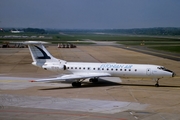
[
  {"xmin": 71, "ymin": 77, "xmax": 99, "ymax": 87},
  {"xmin": 72, "ymin": 82, "xmax": 81, "ymax": 87},
  {"xmin": 89, "ymin": 77, "xmax": 99, "ymax": 83}
]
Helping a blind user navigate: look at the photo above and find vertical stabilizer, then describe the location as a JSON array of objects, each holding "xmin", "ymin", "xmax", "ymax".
[{"xmin": 24, "ymin": 41, "xmax": 66, "ymax": 67}]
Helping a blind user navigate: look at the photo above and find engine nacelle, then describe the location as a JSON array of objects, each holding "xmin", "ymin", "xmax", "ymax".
[{"xmin": 42, "ymin": 63, "xmax": 64, "ymax": 72}]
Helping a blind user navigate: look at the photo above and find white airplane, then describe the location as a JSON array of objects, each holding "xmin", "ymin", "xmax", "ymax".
[
  {"xmin": 11, "ymin": 30, "xmax": 23, "ymax": 33},
  {"xmin": 23, "ymin": 41, "xmax": 175, "ymax": 87}
]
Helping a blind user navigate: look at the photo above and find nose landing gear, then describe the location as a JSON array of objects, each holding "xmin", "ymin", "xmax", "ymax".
[{"xmin": 155, "ymin": 78, "xmax": 160, "ymax": 87}]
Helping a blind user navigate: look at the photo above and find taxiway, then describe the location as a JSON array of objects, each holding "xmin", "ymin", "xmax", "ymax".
[{"xmin": 0, "ymin": 45, "xmax": 180, "ymax": 120}]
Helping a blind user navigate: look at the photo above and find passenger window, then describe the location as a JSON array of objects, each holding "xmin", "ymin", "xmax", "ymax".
[
  {"xmin": 102, "ymin": 68, "xmax": 104, "ymax": 70},
  {"xmin": 116, "ymin": 69, "xmax": 118, "ymax": 71},
  {"xmin": 71, "ymin": 67, "xmax": 73, "ymax": 69},
  {"xmin": 120, "ymin": 69, "xmax": 122, "ymax": 71},
  {"xmin": 98, "ymin": 68, "xmax": 100, "ymax": 70},
  {"xmin": 111, "ymin": 69, "xmax": 113, "ymax": 71},
  {"xmin": 135, "ymin": 69, "xmax": 137, "ymax": 71},
  {"xmin": 124, "ymin": 69, "xmax": 126, "ymax": 71},
  {"xmin": 107, "ymin": 68, "xmax": 109, "ymax": 70},
  {"xmin": 129, "ymin": 69, "xmax": 131, "ymax": 71},
  {"xmin": 93, "ymin": 68, "xmax": 95, "ymax": 70},
  {"xmin": 79, "ymin": 67, "xmax": 81, "ymax": 69}
]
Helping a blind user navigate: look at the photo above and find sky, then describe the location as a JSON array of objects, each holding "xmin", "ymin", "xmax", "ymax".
[{"xmin": 0, "ymin": 0, "xmax": 180, "ymax": 29}]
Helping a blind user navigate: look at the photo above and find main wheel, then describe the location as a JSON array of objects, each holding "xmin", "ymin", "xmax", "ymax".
[
  {"xmin": 72, "ymin": 82, "xmax": 76, "ymax": 87},
  {"xmin": 72, "ymin": 82, "xmax": 81, "ymax": 87},
  {"xmin": 89, "ymin": 78, "xmax": 98, "ymax": 83},
  {"xmin": 93, "ymin": 79, "xmax": 98, "ymax": 83},
  {"xmin": 77, "ymin": 82, "xmax": 81, "ymax": 87}
]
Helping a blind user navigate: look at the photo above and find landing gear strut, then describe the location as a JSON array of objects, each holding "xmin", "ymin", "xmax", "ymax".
[{"xmin": 155, "ymin": 78, "xmax": 160, "ymax": 87}]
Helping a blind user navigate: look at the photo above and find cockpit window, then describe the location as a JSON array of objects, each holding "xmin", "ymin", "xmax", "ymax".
[
  {"xmin": 157, "ymin": 67, "xmax": 165, "ymax": 70},
  {"xmin": 157, "ymin": 66, "xmax": 173, "ymax": 72}
]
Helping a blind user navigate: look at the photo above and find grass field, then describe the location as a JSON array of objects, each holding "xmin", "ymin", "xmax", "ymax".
[
  {"xmin": 149, "ymin": 46, "xmax": 180, "ymax": 53},
  {"xmin": 1, "ymin": 33, "xmax": 180, "ymax": 53},
  {"xmin": 116, "ymin": 41, "xmax": 180, "ymax": 46},
  {"xmin": 55, "ymin": 34, "xmax": 180, "ymax": 42}
]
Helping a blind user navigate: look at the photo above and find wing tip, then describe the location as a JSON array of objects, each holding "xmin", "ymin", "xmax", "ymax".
[{"xmin": 30, "ymin": 80, "xmax": 35, "ymax": 82}]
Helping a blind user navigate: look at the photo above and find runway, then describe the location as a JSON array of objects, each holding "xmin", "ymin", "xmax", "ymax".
[
  {"xmin": 0, "ymin": 45, "xmax": 180, "ymax": 120},
  {"xmin": 84, "ymin": 39, "xmax": 180, "ymax": 61},
  {"xmin": 0, "ymin": 94, "xmax": 148, "ymax": 114}
]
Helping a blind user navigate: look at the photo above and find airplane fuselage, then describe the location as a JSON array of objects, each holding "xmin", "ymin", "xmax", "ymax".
[{"xmin": 41, "ymin": 62, "xmax": 174, "ymax": 79}]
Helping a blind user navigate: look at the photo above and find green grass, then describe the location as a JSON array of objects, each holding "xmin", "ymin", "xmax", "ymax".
[
  {"xmin": 1, "ymin": 33, "xmax": 180, "ymax": 53},
  {"xmin": 69, "ymin": 34, "xmax": 180, "ymax": 41},
  {"xmin": 1, "ymin": 33, "xmax": 179, "ymax": 42},
  {"xmin": 117, "ymin": 41, "xmax": 180, "ymax": 46},
  {"xmin": 149, "ymin": 46, "xmax": 180, "ymax": 53}
]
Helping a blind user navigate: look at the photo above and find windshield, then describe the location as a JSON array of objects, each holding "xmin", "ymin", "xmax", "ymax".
[{"xmin": 157, "ymin": 66, "xmax": 173, "ymax": 72}]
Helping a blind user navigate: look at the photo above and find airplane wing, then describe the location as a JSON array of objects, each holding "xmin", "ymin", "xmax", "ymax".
[{"xmin": 30, "ymin": 73, "xmax": 111, "ymax": 82}]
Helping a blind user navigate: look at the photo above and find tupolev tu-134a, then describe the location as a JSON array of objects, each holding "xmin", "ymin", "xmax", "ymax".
[{"xmin": 20, "ymin": 41, "xmax": 175, "ymax": 87}]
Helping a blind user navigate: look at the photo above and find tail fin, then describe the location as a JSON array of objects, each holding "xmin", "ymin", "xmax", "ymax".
[{"xmin": 24, "ymin": 41, "xmax": 66, "ymax": 67}]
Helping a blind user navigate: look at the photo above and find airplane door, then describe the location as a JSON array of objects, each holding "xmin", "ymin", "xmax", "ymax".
[
  {"xmin": 64, "ymin": 65, "xmax": 66, "ymax": 70},
  {"xmin": 146, "ymin": 68, "xmax": 151, "ymax": 75}
]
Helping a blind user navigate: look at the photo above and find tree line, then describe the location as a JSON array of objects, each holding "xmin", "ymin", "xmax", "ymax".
[
  {"xmin": 108, "ymin": 27, "xmax": 180, "ymax": 35},
  {"xmin": 1, "ymin": 27, "xmax": 180, "ymax": 35},
  {"xmin": 56, "ymin": 27, "xmax": 180, "ymax": 36},
  {"xmin": 0, "ymin": 28, "xmax": 46, "ymax": 34}
]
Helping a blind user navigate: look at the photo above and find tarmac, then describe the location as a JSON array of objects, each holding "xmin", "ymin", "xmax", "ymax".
[{"xmin": 0, "ymin": 44, "xmax": 180, "ymax": 120}]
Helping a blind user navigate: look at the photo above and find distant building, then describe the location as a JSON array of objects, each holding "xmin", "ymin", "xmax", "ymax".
[
  {"xmin": 11, "ymin": 30, "xmax": 24, "ymax": 33},
  {"xmin": 39, "ymin": 36, "xmax": 45, "ymax": 38}
]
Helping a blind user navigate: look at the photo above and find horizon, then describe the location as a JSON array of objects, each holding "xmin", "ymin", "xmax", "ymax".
[{"xmin": 2, "ymin": 27, "xmax": 180, "ymax": 30}]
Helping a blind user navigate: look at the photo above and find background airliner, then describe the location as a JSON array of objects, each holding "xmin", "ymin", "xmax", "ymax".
[{"xmin": 23, "ymin": 41, "xmax": 175, "ymax": 87}]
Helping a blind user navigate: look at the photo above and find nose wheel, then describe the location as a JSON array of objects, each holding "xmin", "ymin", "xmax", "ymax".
[{"xmin": 155, "ymin": 83, "xmax": 159, "ymax": 87}]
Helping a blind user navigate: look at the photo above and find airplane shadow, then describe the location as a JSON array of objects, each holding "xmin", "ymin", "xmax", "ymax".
[
  {"xmin": 39, "ymin": 81, "xmax": 120, "ymax": 90},
  {"xmin": 39, "ymin": 81, "xmax": 180, "ymax": 90}
]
